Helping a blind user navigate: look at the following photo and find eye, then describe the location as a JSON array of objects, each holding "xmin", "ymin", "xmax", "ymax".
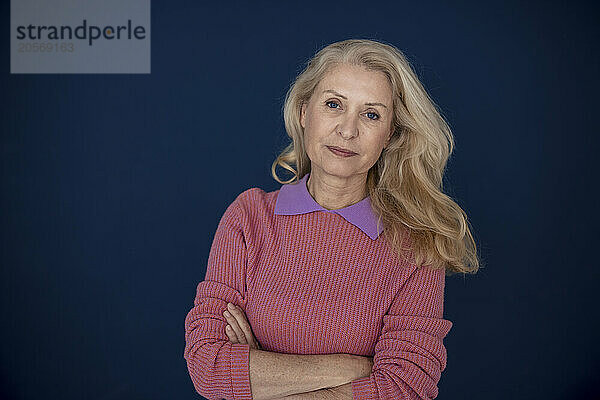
[
  {"xmin": 366, "ymin": 111, "xmax": 380, "ymax": 120},
  {"xmin": 325, "ymin": 100, "xmax": 340, "ymax": 109},
  {"xmin": 325, "ymin": 100, "xmax": 380, "ymax": 121}
]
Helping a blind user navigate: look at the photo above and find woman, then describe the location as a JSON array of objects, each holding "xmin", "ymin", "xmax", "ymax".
[{"xmin": 184, "ymin": 38, "xmax": 480, "ymax": 400}]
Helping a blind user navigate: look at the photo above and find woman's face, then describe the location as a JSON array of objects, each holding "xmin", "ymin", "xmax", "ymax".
[{"xmin": 300, "ymin": 63, "xmax": 394, "ymax": 181}]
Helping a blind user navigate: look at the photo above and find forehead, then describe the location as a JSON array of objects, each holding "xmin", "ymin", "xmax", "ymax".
[{"xmin": 316, "ymin": 64, "xmax": 392, "ymax": 102}]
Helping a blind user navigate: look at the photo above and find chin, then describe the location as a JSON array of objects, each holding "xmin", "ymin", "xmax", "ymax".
[{"xmin": 322, "ymin": 166, "xmax": 357, "ymax": 178}]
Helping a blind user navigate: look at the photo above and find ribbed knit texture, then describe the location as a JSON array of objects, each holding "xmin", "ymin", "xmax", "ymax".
[{"xmin": 183, "ymin": 187, "xmax": 453, "ymax": 399}]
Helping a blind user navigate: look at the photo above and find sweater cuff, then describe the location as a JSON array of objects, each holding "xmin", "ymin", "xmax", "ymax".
[
  {"xmin": 351, "ymin": 376, "xmax": 378, "ymax": 399},
  {"xmin": 230, "ymin": 343, "xmax": 252, "ymax": 399}
]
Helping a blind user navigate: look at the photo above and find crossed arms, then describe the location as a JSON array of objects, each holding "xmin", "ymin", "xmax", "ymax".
[{"xmin": 183, "ymin": 194, "xmax": 452, "ymax": 399}]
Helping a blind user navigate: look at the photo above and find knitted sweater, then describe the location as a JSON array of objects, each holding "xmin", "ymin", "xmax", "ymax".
[{"xmin": 183, "ymin": 173, "xmax": 453, "ymax": 399}]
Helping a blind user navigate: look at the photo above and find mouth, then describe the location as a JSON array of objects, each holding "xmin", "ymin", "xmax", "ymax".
[{"xmin": 326, "ymin": 145, "xmax": 358, "ymax": 157}]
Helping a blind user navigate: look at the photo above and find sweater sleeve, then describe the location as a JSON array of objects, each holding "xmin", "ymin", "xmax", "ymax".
[
  {"xmin": 183, "ymin": 194, "xmax": 254, "ymax": 400},
  {"xmin": 351, "ymin": 264, "xmax": 453, "ymax": 400}
]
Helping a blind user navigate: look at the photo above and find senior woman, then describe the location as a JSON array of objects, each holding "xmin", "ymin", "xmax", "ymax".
[{"xmin": 184, "ymin": 38, "xmax": 480, "ymax": 400}]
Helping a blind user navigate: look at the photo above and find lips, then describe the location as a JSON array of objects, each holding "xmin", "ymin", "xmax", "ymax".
[{"xmin": 327, "ymin": 145, "xmax": 357, "ymax": 155}]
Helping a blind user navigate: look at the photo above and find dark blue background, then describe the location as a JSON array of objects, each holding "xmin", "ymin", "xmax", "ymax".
[{"xmin": 2, "ymin": 1, "xmax": 599, "ymax": 399}]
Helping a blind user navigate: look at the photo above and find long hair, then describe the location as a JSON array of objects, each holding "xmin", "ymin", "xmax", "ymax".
[{"xmin": 271, "ymin": 38, "xmax": 481, "ymax": 276}]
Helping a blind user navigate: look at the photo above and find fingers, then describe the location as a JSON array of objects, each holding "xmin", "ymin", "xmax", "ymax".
[
  {"xmin": 223, "ymin": 303, "xmax": 262, "ymax": 349},
  {"xmin": 229, "ymin": 305, "xmax": 254, "ymax": 345},
  {"xmin": 223, "ymin": 311, "xmax": 245, "ymax": 343},
  {"xmin": 223, "ymin": 303, "xmax": 249, "ymax": 344},
  {"xmin": 225, "ymin": 322, "xmax": 238, "ymax": 342}
]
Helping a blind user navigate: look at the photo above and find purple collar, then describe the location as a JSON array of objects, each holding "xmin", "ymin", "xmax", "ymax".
[{"xmin": 274, "ymin": 173, "xmax": 384, "ymax": 240}]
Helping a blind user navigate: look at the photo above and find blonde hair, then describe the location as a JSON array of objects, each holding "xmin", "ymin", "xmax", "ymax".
[{"xmin": 271, "ymin": 38, "xmax": 481, "ymax": 276}]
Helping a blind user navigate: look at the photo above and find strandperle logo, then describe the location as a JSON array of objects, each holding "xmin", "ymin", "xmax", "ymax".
[
  {"xmin": 11, "ymin": 0, "xmax": 150, "ymax": 74},
  {"xmin": 15, "ymin": 19, "xmax": 147, "ymax": 46}
]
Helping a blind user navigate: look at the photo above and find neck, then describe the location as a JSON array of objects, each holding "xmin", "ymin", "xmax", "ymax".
[{"xmin": 306, "ymin": 170, "xmax": 368, "ymax": 210}]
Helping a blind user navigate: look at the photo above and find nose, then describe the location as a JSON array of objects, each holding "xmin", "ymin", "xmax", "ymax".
[{"xmin": 336, "ymin": 113, "xmax": 359, "ymax": 139}]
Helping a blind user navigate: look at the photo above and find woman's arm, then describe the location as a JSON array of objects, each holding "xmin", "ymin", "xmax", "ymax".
[
  {"xmin": 223, "ymin": 299, "xmax": 372, "ymax": 399},
  {"xmin": 281, "ymin": 383, "xmax": 354, "ymax": 399},
  {"xmin": 248, "ymin": 349, "xmax": 372, "ymax": 400}
]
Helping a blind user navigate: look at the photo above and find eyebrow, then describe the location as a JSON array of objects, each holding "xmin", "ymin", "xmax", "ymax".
[{"xmin": 322, "ymin": 89, "xmax": 388, "ymax": 109}]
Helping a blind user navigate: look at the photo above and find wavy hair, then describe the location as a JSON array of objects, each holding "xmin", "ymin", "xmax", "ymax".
[{"xmin": 271, "ymin": 38, "xmax": 481, "ymax": 276}]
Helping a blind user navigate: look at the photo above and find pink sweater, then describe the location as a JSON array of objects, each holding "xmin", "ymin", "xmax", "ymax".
[{"xmin": 183, "ymin": 174, "xmax": 453, "ymax": 399}]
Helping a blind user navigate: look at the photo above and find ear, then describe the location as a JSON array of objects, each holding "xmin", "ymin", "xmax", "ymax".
[{"xmin": 300, "ymin": 103, "xmax": 306, "ymax": 129}]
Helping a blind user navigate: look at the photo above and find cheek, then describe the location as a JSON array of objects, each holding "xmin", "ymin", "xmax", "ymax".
[
  {"xmin": 366, "ymin": 134, "xmax": 388, "ymax": 159},
  {"xmin": 304, "ymin": 116, "xmax": 328, "ymax": 142}
]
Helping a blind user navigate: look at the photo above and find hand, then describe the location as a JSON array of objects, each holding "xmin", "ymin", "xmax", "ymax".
[
  {"xmin": 352, "ymin": 354, "xmax": 374, "ymax": 379},
  {"xmin": 222, "ymin": 302, "xmax": 262, "ymax": 350},
  {"xmin": 365, "ymin": 356, "xmax": 374, "ymax": 374}
]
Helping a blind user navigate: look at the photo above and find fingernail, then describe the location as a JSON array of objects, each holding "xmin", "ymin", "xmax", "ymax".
[
  {"xmin": 223, "ymin": 311, "xmax": 230, "ymax": 317},
  {"xmin": 227, "ymin": 303, "xmax": 235, "ymax": 310}
]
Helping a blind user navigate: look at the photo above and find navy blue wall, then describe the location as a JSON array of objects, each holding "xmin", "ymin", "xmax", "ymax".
[{"xmin": 2, "ymin": 1, "xmax": 598, "ymax": 399}]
